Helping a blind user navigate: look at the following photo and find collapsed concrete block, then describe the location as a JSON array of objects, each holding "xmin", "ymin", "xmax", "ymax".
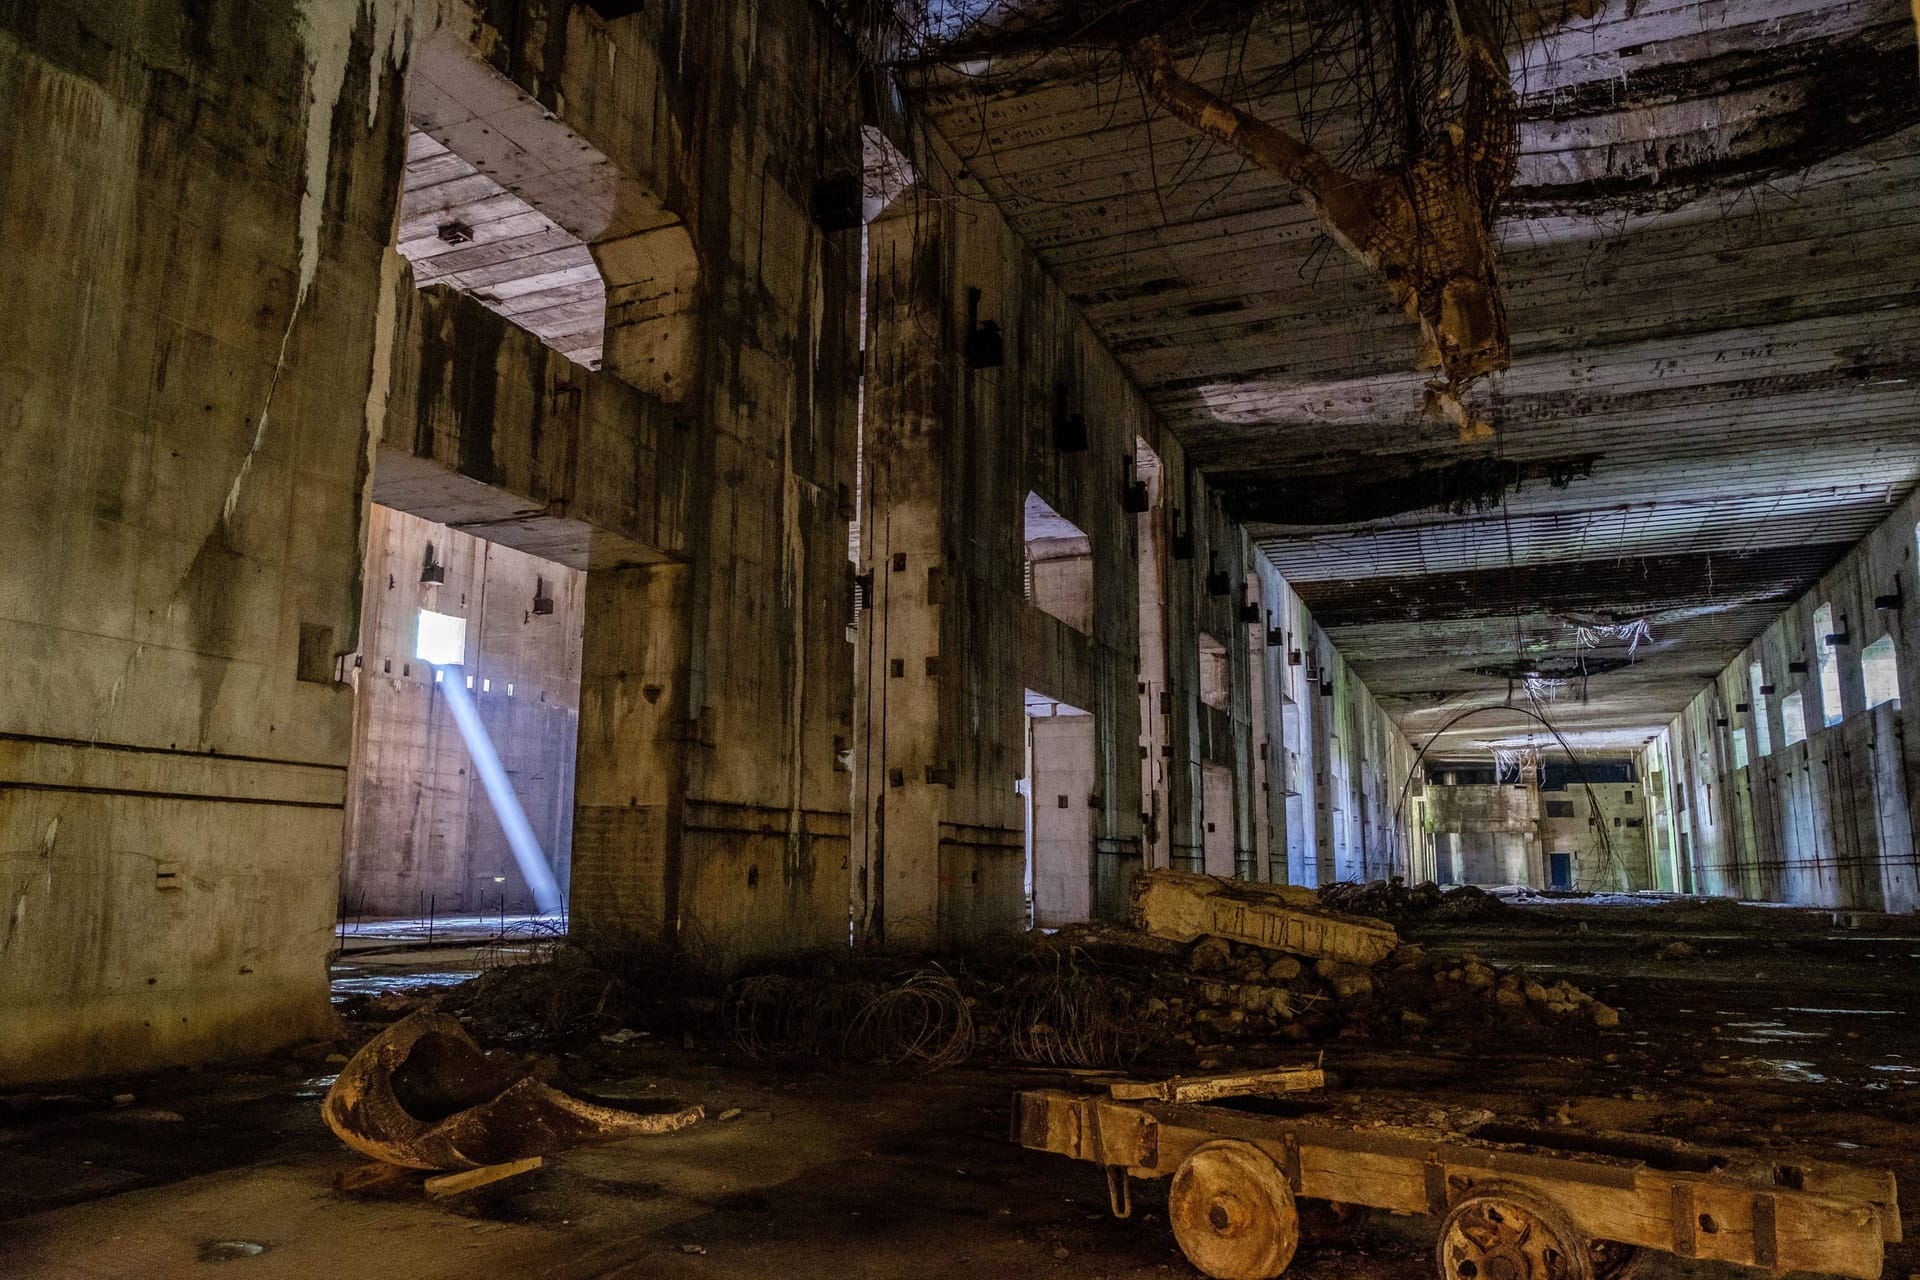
[{"xmin": 1132, "ymin": 870, "xmax": 1399, "ymax": 967}]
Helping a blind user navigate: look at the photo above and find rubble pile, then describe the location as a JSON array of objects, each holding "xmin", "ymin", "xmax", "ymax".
[
  {"xmin": 1318, "ymin": 878, "xmax": 1508, "ymax": 922},
  {"xmin": 371, "ymin": 872, "xmax": 1618, "ymax": 1073},
  {"xmin": 1156, "ymin": 934, "xmax": 1621, "ymax": 1050}
]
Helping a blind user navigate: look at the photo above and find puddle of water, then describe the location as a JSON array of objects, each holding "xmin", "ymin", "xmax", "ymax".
[
  {"xmin": 1717, "ymin": 1019, "xmax": 1822, "ymax": 1045},
  {"xmin": 290, "ymin": 1073, "xmax": 340, "ymax": 1101},
  {"xmin": 329, "ymin": 970, "xmax": 477, "ymax": 998},
  {"xmin": 1735, "ymin": 1058, "xmax": 1829, "ymax": 1084}
]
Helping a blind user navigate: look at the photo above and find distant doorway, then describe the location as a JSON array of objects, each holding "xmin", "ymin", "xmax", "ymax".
[
  {"xmin": 1548, "ymin": 852, "xmax": 1573, "ymax": 891},
  {"xmin": 1026, "ymin": 691, "xmax": 1096, "ymax": 926}
]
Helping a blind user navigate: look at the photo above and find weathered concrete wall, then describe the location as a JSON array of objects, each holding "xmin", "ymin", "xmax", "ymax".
[
  {"xmin": 0, "ymin": 3, "xmax": 411, "ymax": 1083},
  {"xmin": 1255, "ymin": 561, "xmax": 1419, "ymax": 889},
  {"xmin": 1656, "ymin": 489, "xmax": 1920, "ymax": 909},
  {"xmin": 1419, "ymin": 762, "xmax": 1649, "ymax": 891},
  {"xmin": 340, "ymin": 504, "xmax": 582, "ymax": 917},
  {"xmin": 382, "ymin": 0, "xmax": 863, "ymax": 967},
  {"xmin": 854, "ymin": 120, "xmax": 1418, "ymax": 947}
]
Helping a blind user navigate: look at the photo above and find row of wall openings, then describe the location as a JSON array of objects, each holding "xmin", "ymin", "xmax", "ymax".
[{"xmin": 1743, "ymin": 616, "xmax": 1903, "ymax": 759}]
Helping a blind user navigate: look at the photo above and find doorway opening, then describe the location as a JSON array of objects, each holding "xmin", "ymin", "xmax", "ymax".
[
  {"xmin": 1025, "ymin": 690, "xmax": 1095, "ymax": 927},
  {"xmin": 338, "ymin": 505, "xmax": 584, "ymax": 940}
]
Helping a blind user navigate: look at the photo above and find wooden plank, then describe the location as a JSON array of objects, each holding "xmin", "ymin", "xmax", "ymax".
[
  {"xmin": 1109, "ymin": 1065, "xmax": 1325, "ymax": 1103},
  {"xmin": 423, "ymin": 1156, "xmax": 544, "ymax": 1198}
]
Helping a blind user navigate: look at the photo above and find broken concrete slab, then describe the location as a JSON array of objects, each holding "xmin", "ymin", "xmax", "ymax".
[{"xmin": 1131, "ymin": 871, "xmax": 1399, "ymax": 967}]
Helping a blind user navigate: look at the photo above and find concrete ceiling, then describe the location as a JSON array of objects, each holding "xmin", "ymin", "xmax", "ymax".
[
  {"xmin": 398, "ymin": 131, "xmax": 606, "ymax": 368},
  {"xmin": 903, "ymin": 0, "xmax": 1920, "ymax": 756}
]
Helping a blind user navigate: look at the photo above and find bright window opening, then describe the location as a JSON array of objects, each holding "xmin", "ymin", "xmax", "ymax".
[
  {"xmin": 1023, "ymin": 491, "xmax": 1092, "ymax": 634},
  {"xmin": 415, "ymin": 609, "xmax": 468, "ymax": 666},
  {"xmin": 1748, "ymin": 660, "xmax": 1771, "ymax": 757},
  {"xmin": 1782, "ymin": 691, "xmax": 1807, "ymax": 746},
  {"xmin": 1863, "ymin": 635, "xmax": 1900, "ymax": 709},
  {"xmin": 1814, "ymin": 602, "xmax": 1843, "ymax": 726},
  {"xmin": 1198, "ymin": 632, "xmax": 1229, "ymax": 710},
  {"xmin": 1732, "ymin": 725, "xmax": 1748, "ymax": 769}
]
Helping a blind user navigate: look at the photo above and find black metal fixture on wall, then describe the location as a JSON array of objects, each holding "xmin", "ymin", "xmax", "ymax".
[
  {"xmin": 1206, "ymin": 558, "xmax": 1230, "ymax": 597},
  {"xmin": 811, "ymin": 175, "xmax": 862, "ymax": 232},
  {"xmin": 1052, "ymin": 384, "xmax": 1088, "ymax": 453},
  {"xmin": 1121, "ymin": 454, "xmax": 1149, "ymax": 513},
  {"xmin": 963, "ymin": 288, "xmax": 1003, "ymax": 369},
  {"xmin": 1170, "ymin": 508, "xmax": 1194, "ymax": 560}
]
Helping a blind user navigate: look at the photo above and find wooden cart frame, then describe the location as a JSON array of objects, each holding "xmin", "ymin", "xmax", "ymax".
[{"xmin": 1014, "ymin": 1086, "xmax": 1900, "ymax": 1280}]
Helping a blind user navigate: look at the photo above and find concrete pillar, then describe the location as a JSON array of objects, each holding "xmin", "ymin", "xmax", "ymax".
[{"xmin": 571, "ymin": 562, "xmax": 695, "ymax": 946}]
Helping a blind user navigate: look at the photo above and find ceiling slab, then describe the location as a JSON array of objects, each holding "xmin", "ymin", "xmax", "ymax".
[{"xmin": 904, "ymin": 0, "xmax": 1920, "ymax": 756}]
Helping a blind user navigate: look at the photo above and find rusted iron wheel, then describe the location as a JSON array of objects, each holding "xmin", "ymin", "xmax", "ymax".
[
  {"xmin": 1435, "ymin": 1184, "xmax": 1594, "ymax": 1280},
  {"xmin": 1168, "ymin": 1140, "xmax": 1300, "ymax": 1280}
]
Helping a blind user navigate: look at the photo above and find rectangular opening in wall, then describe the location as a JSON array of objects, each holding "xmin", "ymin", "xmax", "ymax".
[
  {"xmin": 1814, "ymin": 602, "xmax": 1843, "ymax": 726},
  {"xmin": 1732, "ymin": 725, "xmax": 1748, "ymax": 769},
  {"xmin": 1023, "ymin": 492, "xmax": 1092, "ymax": 634},
  {"xmin": 1862, "ymin": 635, "xmax": 1900, "ymax": 709},
  {"xmin": 1024, "ymin": 689, "xmax": 1095, "ymax": 926},
  {"xmin": 1782, "ymin": 690, "xmax": 1807, "ymax": 746},
  {"xmin": 343, "ymin": 505, "xmax": 584, "ymax": 936},
  {"xmin": 1748, "ymin": 659, "xmax": 1772, "ymax": 756},
  {"xmin": 1198, "ymin": 631, "xmax": 1229, "ymax": 710},
  {"xmin": 416, "ymin": 609, "xmax": 468, "ymax": 666}
]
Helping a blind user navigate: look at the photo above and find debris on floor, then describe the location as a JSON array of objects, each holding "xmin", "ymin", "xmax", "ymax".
[
  {"xmin": 322, "ymin": 1011, "xmax": 703, "ymax": 1172},
  {"xmin": 1316, "ymin": 878, "xmax": 1508, "ymax": 922}
]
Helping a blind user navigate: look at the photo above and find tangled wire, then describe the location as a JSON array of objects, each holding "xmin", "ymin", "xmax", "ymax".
[
  {"xmin": 991, "ymin": 946, "xmax": 1167, "ymax": 1069},
  {"xmin": 725, "ymin": 967, "xmax": 973, "ymax": 1070}
]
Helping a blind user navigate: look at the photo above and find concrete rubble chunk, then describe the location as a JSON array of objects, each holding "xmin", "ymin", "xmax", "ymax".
[{"xmin": 1133, "ymin": 870, "xmax": 1399, "ymax": 967}]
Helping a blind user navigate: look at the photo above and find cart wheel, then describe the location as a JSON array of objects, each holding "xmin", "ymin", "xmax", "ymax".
[
  {"xmin": 1299, "ymin": 1198, "xmax": 1372, "ymax": 1245},
  {"xmin": 1168, "ymin": 1140, "xmax": 1299, "ymax": 1280},
  {"xmin": 1435, "ymin": 1184, "xmax": 1593, "ymax": 1280},
  {"xmin": 1588, "ymin": 1241, "xmax": 1644, "ymax": 1280}
]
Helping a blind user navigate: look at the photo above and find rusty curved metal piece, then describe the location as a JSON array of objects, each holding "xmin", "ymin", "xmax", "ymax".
[{"xmin": 322, "ymin": 1011, "xmax": 703, "ymax": 1171}]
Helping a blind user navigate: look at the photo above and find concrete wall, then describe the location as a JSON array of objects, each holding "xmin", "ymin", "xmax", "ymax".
[
  {"xmin": 1654, "ymin": 489, "xmax": 1920, "ymax": 910},
  {"xmin": 340, "ymin": 504, "xmax": 582, "ymax": 918},
  {"xmin": 371, "ymin": 0, "xmax": 864, "ymax": 968},
  {"xmin": 1255, "ymin": 560, "xmax": 1420, "ymax": 889},
  {"xmin": 1420, "ymin": 769, "xmax": 1650, "ymax": 890},
  {"xmin": 0, "ymin": 2, "xmax": 411, "ymax": 1083},
  {"xmin": 853, "ymin": 120, "xmax": 1420, "ymax": 948}
]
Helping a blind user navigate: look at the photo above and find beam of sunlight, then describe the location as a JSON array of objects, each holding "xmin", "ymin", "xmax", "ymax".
[{"xmin": 435, "ymin": 665, "xmax": 563, "ymax": 915}]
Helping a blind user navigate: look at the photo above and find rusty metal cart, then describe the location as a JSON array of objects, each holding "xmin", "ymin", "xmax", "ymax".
[{"xmin": 1013, "ymin": 1069, "xmax": 1900, "ymax": 1280}]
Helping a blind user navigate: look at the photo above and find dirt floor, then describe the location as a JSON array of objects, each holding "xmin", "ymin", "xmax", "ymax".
[{"xmin": 4, "ymin": 898, "xmax": 1918, "ymax": 1280}]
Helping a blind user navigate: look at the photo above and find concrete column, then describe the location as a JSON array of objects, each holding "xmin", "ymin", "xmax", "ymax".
[
  {"xmin": 853, "ymin": 212, "xmax": 949, "ymax": 950},
  {"xmin": 570, "ymin": 562, "xmax": 694, "ymax": 946}
]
